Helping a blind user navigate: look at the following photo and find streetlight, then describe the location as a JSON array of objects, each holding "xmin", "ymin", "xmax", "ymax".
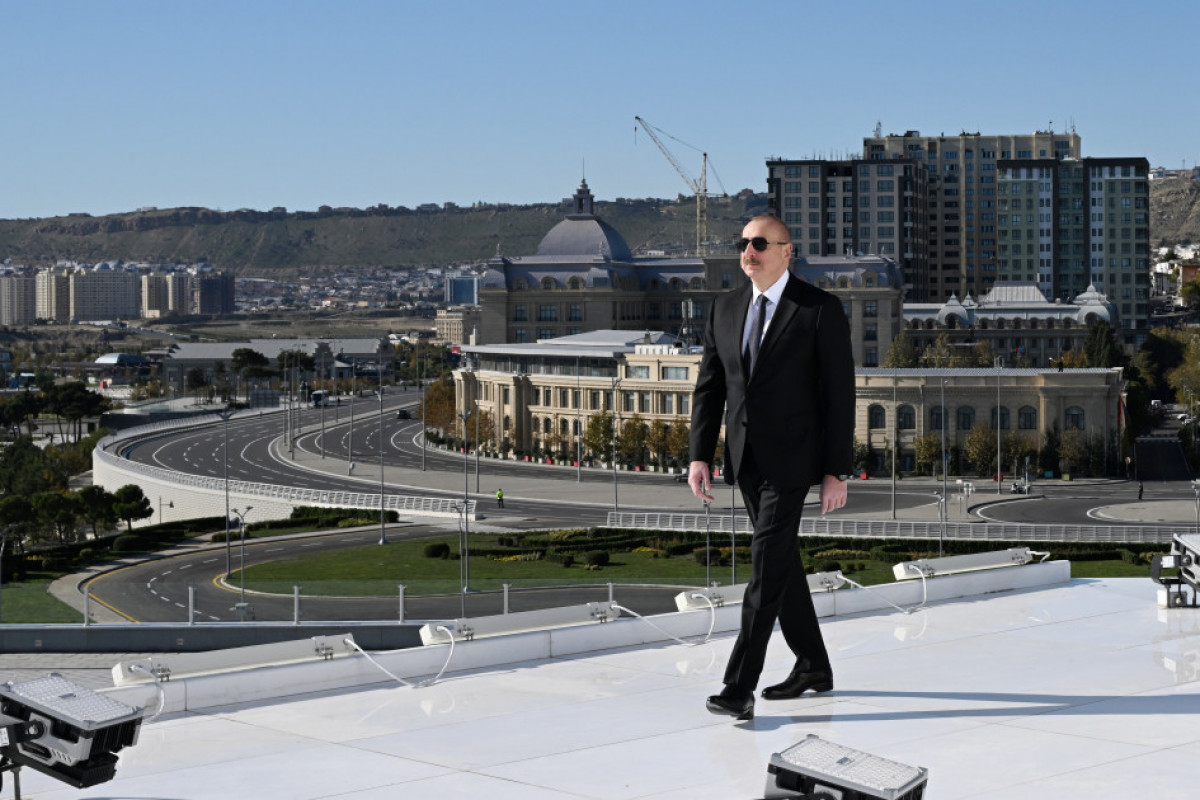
[
  {"xmin": 217, "ymin": 406, "xmax": 236, "ymax": 580},
  {"xmin": 419, "ymin": 338, "xmax": 427, "ymax": 472},
  {"xmin": 230, "ymin": 506, "xmax": 254, "ymax": 605},
  {"xmin": 995, "ymin": 356, "xmax": 1003, "ymax": 495},
  {"xmin": 940, "ymin": 378, "xmax": 949, "ymax": 557},
  {"xmin": 576, "ymin": 355, "xmax": 583, "ymax": 483},
  {"xmin": 474, "ymin": 400, "xmax": 481, "ymax": 495},
  {"xmin": 610, "ymin": 377, "xmax": 622, "ymax": 512},
  {"xmin": 157, "ymin": 496, "xmax": 173, "ymax": 525},
  {"xmin": 458, "ymin": 409, "xmax": 473, "ymax": 593},
  {"xmin": 347, "ymin": 371, "xmax": 356, "ymax": 475},
  {"xmin": 378, "ymin": 346, "xmax": 387, "ymax": 546},
  {"xmin": 891, "ymin": 365, "xmax": 898, "ymax": 519}
]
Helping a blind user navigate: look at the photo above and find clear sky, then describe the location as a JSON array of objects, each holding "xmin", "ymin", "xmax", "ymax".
[{"xmin": 2, "ymin": 0, "xmax": 1195, "ymax": 220}]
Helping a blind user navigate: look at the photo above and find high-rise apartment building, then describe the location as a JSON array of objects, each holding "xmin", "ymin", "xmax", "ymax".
[
  {"xmin": 995, "ymin": 156, "xmax": 1150, "ymax": 345},
  {"xmin": 0, "ymin": 275, "xmax": 36, "ymax": 326},
  {"xmin": 69, "ymin": 268, "xmax": 139, "ymax": 321},
  {"xmin": 191, "ymin": 271, "xmax": 235, "ymax": 314},
  {"xmin": 861, "ymin": 130, "xmax": 1082, "ymax": 301},
  {"xmin": 142, "ymin": 273, "xmax": 194, "ymax": 317},
  {"xmin": 35, "ymin": 269, "xmax": 71, "ymax": 322},
  {"xmin": 767, "ymin": 158, "xmax": 928, "ymax": 299}
]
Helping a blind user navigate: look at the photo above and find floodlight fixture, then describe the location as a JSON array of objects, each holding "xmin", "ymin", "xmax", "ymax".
[
  {"xmin": 1151, "ymin": 533, "xmax": 1200, "ymax": 608},
  {"xmin": 673, "ymin": 572, "xmax": 846, "ymax": 613},
  {"xmin": 893, "ymin": 548, "xmax": 1044, "ymax": 581},
  {"xmin": 0, "ymin": 674, "xmax": 143, "ymax": 791},
  {"xmin": 765, "ymin": 734, "xmax": 928, "ymax": 800},
  {"xmin": 418, "ymin": 601, "xmax": 620, "ymax": 645}
]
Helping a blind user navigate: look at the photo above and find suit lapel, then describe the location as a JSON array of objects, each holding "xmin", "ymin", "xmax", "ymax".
[{"xmin": 724, "ymin": 284, "xmax": 752, "ymax": 381}]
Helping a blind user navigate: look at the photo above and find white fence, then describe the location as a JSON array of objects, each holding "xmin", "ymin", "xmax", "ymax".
[
  {"xmin": 605, "ymin": 512, "xmax": 1185, "ymax": 544},
  {"xmin": 93, "ymin": 411, "xmax": 474, "ymax": 526}
]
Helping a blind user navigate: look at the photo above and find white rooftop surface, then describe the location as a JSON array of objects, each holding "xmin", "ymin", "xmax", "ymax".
[{"xmin": 18, "ymin": 576, "xmax": 1200, "ymax": 799}]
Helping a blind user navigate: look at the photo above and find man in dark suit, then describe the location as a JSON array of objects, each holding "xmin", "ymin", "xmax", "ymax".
[{"xmin": 688, "ymin": 214, "xmax": 855, "ymax": 721}]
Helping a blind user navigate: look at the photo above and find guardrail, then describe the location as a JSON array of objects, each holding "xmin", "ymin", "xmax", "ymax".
[
  {"xmin": 94, "ymin": 410, "xmax": 475, "ymax": 519},
  {"xmin": 605, "ymin": 512, "xmax": 1186, "ymax": 544}
]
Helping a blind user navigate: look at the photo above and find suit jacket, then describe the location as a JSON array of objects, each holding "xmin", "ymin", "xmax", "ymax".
[{"xmin": 689, "ymin": 272, "xmax": 855, "ymax": 492}]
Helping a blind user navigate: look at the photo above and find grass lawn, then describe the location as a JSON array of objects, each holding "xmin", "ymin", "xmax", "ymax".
[
  {"xmin": 241, "ymin": 534, "xmax": 1159, "ymax": 597},
  {"xmin": 0, "ymin": 579, "xmax": 85, "ymax": 624}
]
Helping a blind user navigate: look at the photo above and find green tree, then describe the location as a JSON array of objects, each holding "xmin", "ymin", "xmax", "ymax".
[
  {"xmin": 647, "ymin": 420, "xmax": 670, "ymax": 468},
  {"xmin": 112, "ymin": 484, "xmax": 154, "ymax": 533},
  {"xmin": 1083, "ymin": 321, "xmax": 1128, "ymax": 369},
  {"xmin": 919, "ymin": 332, "xmax": 955, "ymax": 368},
  {"xmin": 1058, "ymin": 429, "xmax": 1087, "ymax": 476},
  {"xmin": 33, "ymin": 490, "xmax": 81, "ymax": 545},
  {"xmin": 583, "ymin": 410, "xmax": 614, "ymax": 462},
  {"xmin": 77, "ymin": 485, "xmax": 118, "ymax": 539},
  {"xmin": 913, "ymin": 433, "xmax": 942, "ymax": 476},
  {"xmin": 665, "ymin": 417, "xmax": 691, "ymax": 466},
  {"xmin": 962, "ymin": 425, "xmax": 999, "ymax": 477},
  {"xmin": 418, "ymin": 375, "xmax": 456, "ymax": 432},
  {"xmin": 617, "ymin": 413, "xmax": 649, "ymax": 467},
  {"xmin": 883, "ymin": 330, "xmax": 919, "ymax": 368}
]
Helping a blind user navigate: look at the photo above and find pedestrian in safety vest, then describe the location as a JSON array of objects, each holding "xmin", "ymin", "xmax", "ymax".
[{"xmin": 496, "ymin": 488, "xmax": 504, "ymax": 508}]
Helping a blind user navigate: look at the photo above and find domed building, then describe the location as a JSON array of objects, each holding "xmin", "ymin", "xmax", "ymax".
[{"xmin": 477, "ymin": 180, "xmax": 719, "ymax": 345}]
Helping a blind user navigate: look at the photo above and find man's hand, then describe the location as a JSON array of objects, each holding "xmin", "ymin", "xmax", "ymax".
[
  {"xmin": 819, "ymin": 474, "xmax": 847, "ymax": 515},
  {"xmin": 688, "ymin": 460, "xmax": 714, "ymax": 502}
]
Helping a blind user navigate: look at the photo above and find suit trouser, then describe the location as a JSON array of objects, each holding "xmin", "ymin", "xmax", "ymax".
[{"xmin": 723, "ymin": 455, "xmax": 831, "ymax": 691}]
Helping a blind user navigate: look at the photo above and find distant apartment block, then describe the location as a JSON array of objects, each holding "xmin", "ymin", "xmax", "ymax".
[
  {"xmin": 435, "ymin": 306, "xmax": 483, "ymax": 345},
  {"xmin": 861, "ymin": 130, "xmax": 1082, "ymax": 301},
  {"xmin": 191, "ymin": 271, "xmax": 236, "ymax": 314},
  {"xmin": 767, "ymin": 158, "xmax": 928, "ymax": 300},
  {"xmin": 143, "ymin": 272, "xmax": 200, "ymax": 318},
  {"xmin": 0, "ymin": 275, "xmax": 36, "ymax": 326},
  {"xmin": 995, "ymin": 157, "xmax": 1150, "ymax": 344},
  {"xmin": 69, "ymin": 268, "xmax": 139, "ymax": 321},
  {"xmin": 35, "ymin": 269, "xmax": 71, "ymax": 321}
]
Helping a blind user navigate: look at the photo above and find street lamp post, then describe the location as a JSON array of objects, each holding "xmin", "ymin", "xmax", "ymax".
[
  {"xmin": 576, "ymin": 356, "xmax": 583, "ymax": 483},
  {"xmin": 347, "ymin": 372, "xmax": 356, "ymax": 475},
  {"xmin": 158, "ymin": 496, "xmax": 173, "ymax": 525},
  {"xmin": 610, "ymin": 377, "xmax": 621, "ymax": 513},
  {"xmin": 378, "ymin": 351, "xmax": 387, "ymax": 546},
  {"xmin": 230, "ymin": 506, "xmax": 254, "ymax": 605},
  {"xmin": 458, "ymin": 409, "xmax": 473, "ymax": 593},
  {"xmin": 940, "ymin": 378, "xmax": 949, "ymax": 556},
  {"xmin": 891, "ymin": 366, "xmax": 898, "ymax": 519},
  {"xmin": 996, "ymin": 356, "xmax": 1003, "ymax": 495},
  {"xmin": 217, "ymin": 407, "xmax": 236, "ymax": 580}
]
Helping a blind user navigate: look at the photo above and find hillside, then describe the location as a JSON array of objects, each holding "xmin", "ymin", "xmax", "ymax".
[
  {"xmin": 1149, "ymin": 177, "xmax": 1200, "ymax": 246},
  {"xmin": 0, "ymin": 194, "xmax": 767, "ymax": 275},
  {"xmin": 3, "ymin": 177, "xmax": 1193, "ymax": 273}
]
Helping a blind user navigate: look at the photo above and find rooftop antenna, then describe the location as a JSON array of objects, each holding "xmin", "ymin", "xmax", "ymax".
[{"xmin": 874, "ymin": 121, "xmax": 882, "ymax": 138}]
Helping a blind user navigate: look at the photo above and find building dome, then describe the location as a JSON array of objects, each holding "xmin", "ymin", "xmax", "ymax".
[{"xmin": 535, "ymin": 180, "xmax": 632, "ymax": 261}]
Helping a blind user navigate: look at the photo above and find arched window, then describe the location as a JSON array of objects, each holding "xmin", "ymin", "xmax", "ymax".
[
  {"xmin": 690, "ymin": 277, "xmax": 704, "ymax": 289},
  {"xmin": 648, "ymin": 278, "xmax": 660, "ymax": 290},
  {"xmin": 503, "ymin": 415, "xmax": 511, "ymax": 431},
  {"xmin": 868, "ymin": 404, "xmax": 886, "ymax": 429},
  {"xmin": 1065, "ymin": 406, "xmax": 1085, "ymax": 430},
  {"xmin": 568, "ymin": 277, "xmax": 583, "ymax": 290},
  {"xmin": 543, "ymin": 417, "xmax": 552, "ymax": 434},
  {"xmin": 541, "ymin": 277, "xmax": 555, "ymax": 290},
  {"xmin": 838, "ymin": 277, "xmax": 850, "ymax": 289},
  {"xmin": 931, "ymin": 406, "xmax": 946, "ymax": 431},
  {"xmin": 957, "ymin": 406, "xmax": 975, "ymax": 431},
  {"xmin": 863, "ymin": 271, "xmax": 876, "ymax": 287},
  {"xmin": 560, "ymin": 419, "xmax": 569, "ymax": 436},
  {"xmin": 514, "ymin": 279, "xmax": 528, "ymax": 291},
  {"xmin": 898, "ymin": 405, "xmax": 916, "ymax": 430},
  {"xmin": 1018, "ymin": 406, "xmax": 1038, "ymax": 430},
  {"xmin": 991, "ymin": 406, "xmax": 1010, "ymax": 430},
  {"xmin": 669, "ymin": 278, "xmax": 683, "ymax": 291}
]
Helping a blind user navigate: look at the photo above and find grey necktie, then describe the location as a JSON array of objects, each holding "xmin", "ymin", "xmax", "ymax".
[{"xmin": 743, "ymin": 294, "xmax": 767, "ymax": 378}]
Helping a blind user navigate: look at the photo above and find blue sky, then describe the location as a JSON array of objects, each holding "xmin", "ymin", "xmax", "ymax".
[{"xmin": 2, "ymin": 0, "xmax": 1194, "ymax": 219}]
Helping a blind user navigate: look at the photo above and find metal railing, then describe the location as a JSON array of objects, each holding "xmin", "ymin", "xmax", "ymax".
[{"xmin": 606, "ymin": 512, "xmax": 1187, "ymax": 544}]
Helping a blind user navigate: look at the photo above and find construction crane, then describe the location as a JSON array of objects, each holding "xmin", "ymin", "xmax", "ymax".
[{"xmin": 634, "ymin": 116, "xmax": 726, "ymax": 256}]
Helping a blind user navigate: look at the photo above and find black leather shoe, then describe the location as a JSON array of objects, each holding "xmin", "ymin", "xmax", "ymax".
[
  {"xmin": 761, "ymin": 669, "xmax": 833, "ymax": 700},
  {"xmin": 706, "ymin": 685, "xmax": 754, "ymax": 720}
]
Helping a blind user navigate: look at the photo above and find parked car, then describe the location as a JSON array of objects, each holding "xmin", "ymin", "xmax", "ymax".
[
  {"xmin": 1010, "ymin": 481, "xmax": 1031, "ymax": 494},
  {"xmin": 396, "ymin": 408, "xmax": 413, "ymax": 419}
]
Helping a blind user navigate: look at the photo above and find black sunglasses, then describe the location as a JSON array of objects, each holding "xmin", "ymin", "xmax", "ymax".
[{"xmin": 735, "ymin": 236, "xmax": 789, "ymax": 253}]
